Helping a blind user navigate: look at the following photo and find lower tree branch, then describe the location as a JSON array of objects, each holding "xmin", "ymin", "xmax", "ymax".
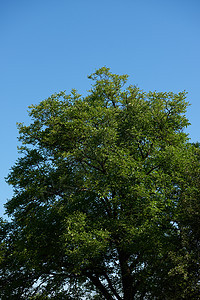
[
  {"xmin": 87, "ymin": 273, "xmax": 114, "ymax": 300},
  {"xmin": 103, "ymin": 272, "xmax": 122, "ymax": 300}
]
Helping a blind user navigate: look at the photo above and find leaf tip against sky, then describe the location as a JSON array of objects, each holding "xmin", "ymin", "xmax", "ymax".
[{"xmin": 0, "ymin": 0, "xmax": 200, "ymax": 216}]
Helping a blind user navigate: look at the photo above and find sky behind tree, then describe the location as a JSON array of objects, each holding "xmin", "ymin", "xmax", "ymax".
[{"xmin": 1, "ymin": 0, "xmax": 200, "ymax": 216}]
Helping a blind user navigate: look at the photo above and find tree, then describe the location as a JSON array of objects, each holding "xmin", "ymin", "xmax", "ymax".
[{"xmin": 0, "ymin": 67, "xmax": 199, "ymax": 299}]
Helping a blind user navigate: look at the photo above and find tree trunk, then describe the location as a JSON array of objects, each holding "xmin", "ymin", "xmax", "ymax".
[{"xmin": 118, "ymin": 250, "xmax": 134, "ymax": 300}]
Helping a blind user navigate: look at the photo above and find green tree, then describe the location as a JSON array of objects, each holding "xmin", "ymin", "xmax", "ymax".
[{"xmin": 0, "ymin": 67, "xmax": 199, "ymax": 299}]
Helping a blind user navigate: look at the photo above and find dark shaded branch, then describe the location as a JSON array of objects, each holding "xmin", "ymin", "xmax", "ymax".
[
  {"xmin": 138, "ymin": 141, "xmax": 154, "ymax": 160},
  {"xmin": 137, "ymin": 142, "xmax": 145, "ymax": 159},
  {"xmin": 103, "ymin": 272, "xmax": 122, "ymax": 300},
  {"xmin": 101, "ymin": 196, "xmax": 113, "ymax": 217},
  {"xmin": 80, "ymin": 153, "xmax": 107, "ymax": 174},
  {"xmin": 129, "ymin": 253, "xmax": 142, "ymax": 271},
  {"xmin": 144, "ymin": 143, "xmax": 153, "ymax": 159},
  {"xmin": 146, "ymin": 165, "xmax": 160, "ymax": 175},
  {"xmin": 87, "ymin": 274, "xmax": 115, "ymax": 300}
]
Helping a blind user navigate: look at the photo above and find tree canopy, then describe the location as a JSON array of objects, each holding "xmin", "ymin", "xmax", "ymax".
[{"xmin": 0, "ymin": 67, "xmax": 200, "ymax": 299}]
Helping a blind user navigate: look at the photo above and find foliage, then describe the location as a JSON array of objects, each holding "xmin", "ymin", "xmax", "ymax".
[{"xmin": 0, "ymin": 67, "xmax": 199, "ymax": 299}]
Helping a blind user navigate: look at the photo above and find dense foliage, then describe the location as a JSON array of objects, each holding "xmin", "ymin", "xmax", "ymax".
[{"xmin": 0, "ymin": 67, "xmax": 200, "ymax": 299}]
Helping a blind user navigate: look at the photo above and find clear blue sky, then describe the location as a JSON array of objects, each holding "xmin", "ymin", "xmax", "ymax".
[{"xmin": 1, "ymin": 0, "xmax": 200, "ymax": 217}]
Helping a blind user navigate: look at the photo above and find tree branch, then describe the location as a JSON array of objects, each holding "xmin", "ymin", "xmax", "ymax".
[
  {"xmin": 146, "ymin": 165, "xmax": 160, "ymax": 175},
  {"xmin": 87, "ymin": 273, "xmax": 115, "ymax": 300},
  {"xmin": 103, "ymin": 272, "xmax": 123, "ymax": 300}
]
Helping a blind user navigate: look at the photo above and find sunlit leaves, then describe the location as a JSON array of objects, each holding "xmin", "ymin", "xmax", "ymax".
[{"xmin": 0, "ymin": 67, "xmax": 199, "ymax": 299}]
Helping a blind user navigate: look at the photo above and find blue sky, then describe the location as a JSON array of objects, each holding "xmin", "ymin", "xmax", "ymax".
[{"xmin": 1, "ymin": 0, "xmax": 200, "ymax": 217}]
